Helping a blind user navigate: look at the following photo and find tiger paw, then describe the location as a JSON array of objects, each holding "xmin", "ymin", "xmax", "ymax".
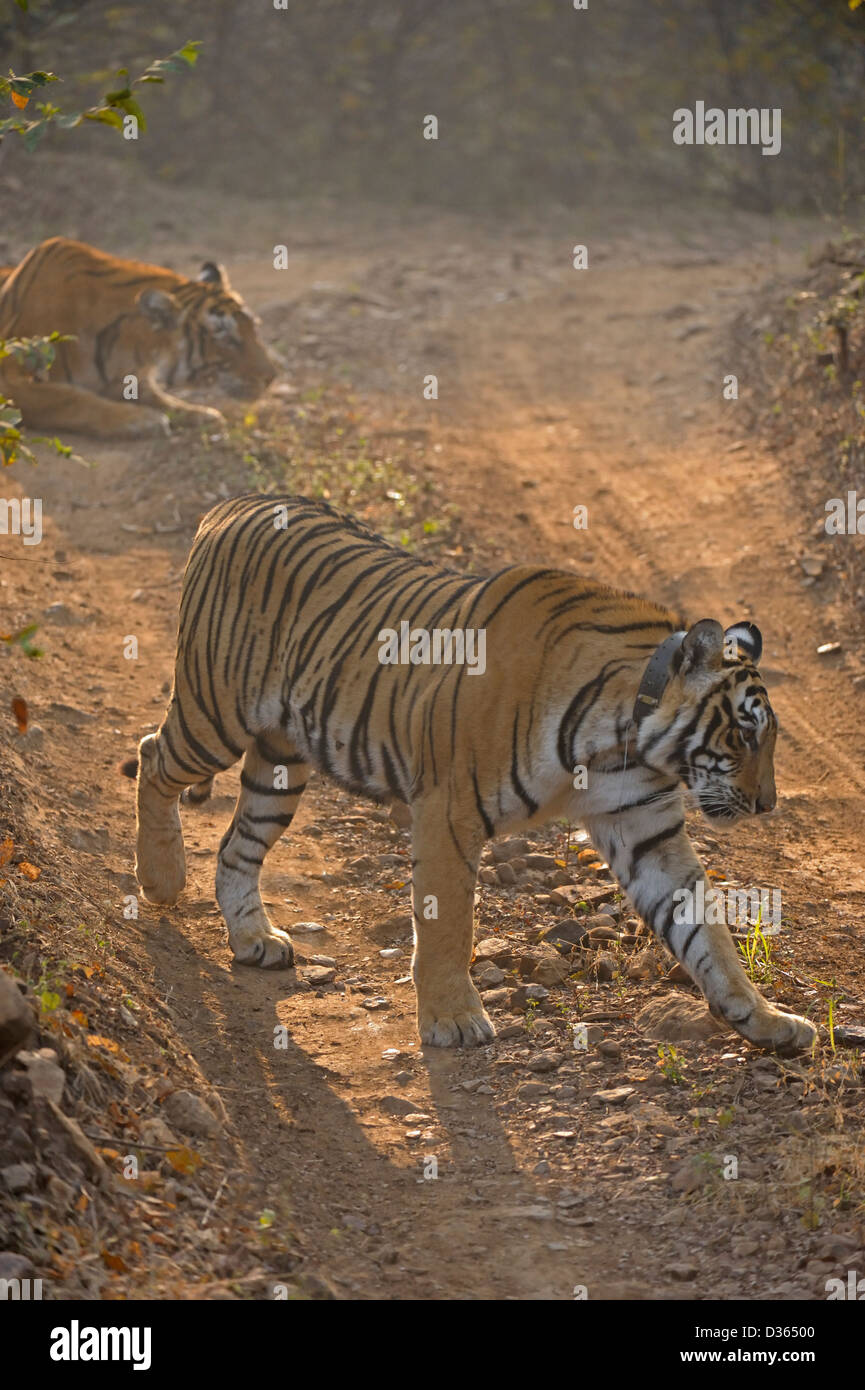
[
  {"xmin": 230, "ymin": 923, "xmax": 294, "ymax": 970},
  {"xmin": 418, "ymin": 1001, "xmax": 496, "ymax": 1048},
  {"xmin": 135, "ymin": 842, "xmax": 185, "ymax": 905},
  {"xmin": 742, "ymin": 1006, "xmax": 816, "ymax": 1054}
]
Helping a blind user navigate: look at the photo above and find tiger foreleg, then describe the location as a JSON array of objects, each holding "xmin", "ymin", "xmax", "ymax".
[
  {"xmin": 587, "ymin": 809, "xmax": 816, "ymax": 1053},
  {"xmin": 411, "ymin": 796, "xmax": 494, "ymax": 1047},
  {"xmin": 5, "ymin": 377, "xmax": 169, "ymax": 439},
  {"xmin": 137, "ymin": 378, "xmax": 224, "ymax": 427}
]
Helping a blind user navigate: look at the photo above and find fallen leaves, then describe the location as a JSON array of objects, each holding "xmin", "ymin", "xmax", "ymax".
[
  {"xmin": 166, "ymin": 1146, "xmax": 203, "ymax": 1176},
  {"xmin": 86, "ymin": 1033, "xmax": 130, "ymax": 1062},
  {"xmin": 11, "ymin": 696, "xmax": 28, "ymax": 732}
]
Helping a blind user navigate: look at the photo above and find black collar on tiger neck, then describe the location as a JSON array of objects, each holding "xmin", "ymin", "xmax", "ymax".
[{"xmin": 632, "ymin": 630, "xmax": 688, "ymax": 725}]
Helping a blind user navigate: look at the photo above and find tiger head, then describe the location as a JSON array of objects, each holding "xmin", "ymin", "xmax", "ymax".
[
  {"xmin": 137, "ymin": 260, "xmax": 277, "ymax": 400},
  {"xmin": 646, "ymin": 619, "xmax": 778, "ymax": 823}
]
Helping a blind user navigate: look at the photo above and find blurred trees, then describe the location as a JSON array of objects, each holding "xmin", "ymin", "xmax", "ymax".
[{"xmin": 1, "ymin": 0, "xmax": 864, "ymax": 215}]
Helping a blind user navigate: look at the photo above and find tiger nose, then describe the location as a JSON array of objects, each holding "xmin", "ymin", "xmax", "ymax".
[{"xmin": 755, "ymin": 789, "xmax": 776, "ymax": 814}]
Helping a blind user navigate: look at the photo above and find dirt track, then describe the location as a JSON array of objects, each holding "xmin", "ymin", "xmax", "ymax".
[{"xmin": 3, "ymin": 203, "xmax": 865, "ymax": 1299}]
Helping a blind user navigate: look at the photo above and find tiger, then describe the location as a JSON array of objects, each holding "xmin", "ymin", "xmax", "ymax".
[
  {"xmin": 0, "ymin": 237, "xmax": 276, "ymax": 439},
  {"xmin": 123, "ymin": 491, "xmax": 816, "ymax": 1053}
]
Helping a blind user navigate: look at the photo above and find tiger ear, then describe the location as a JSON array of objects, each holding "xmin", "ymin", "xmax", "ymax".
[
  {"xmin": 198, "ymin": 260, "xmax": 229, "ymax": 290},
  {"xmin": 678, "ymin": 619, "xmax": 724, "ymax": 677},
  {"xmin": 137, "ymin": 287, "xmax": 180, "ymax": 330},
  {"xmin": 723, "ymin": 621, "xmax": 763, "ymax": 665}
]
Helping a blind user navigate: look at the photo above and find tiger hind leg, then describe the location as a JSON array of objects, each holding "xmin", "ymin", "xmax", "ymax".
[
  {"xmin": 216, "ymin": 735, "xmax": 310, "ymax": 969},
  {"xmin": 134, "ymin": 727, "xmax": 229, "ymax": 905}
]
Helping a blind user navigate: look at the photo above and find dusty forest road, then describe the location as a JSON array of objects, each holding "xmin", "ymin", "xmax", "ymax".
[{"xmin": 3, "ymin": 204, "xmax": 865, "ymax": 1300}]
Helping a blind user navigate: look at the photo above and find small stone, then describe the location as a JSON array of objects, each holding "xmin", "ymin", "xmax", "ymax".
[
  {"xmin": 362, "ymin": 997, "xmax": 391, "ymax": 1011},
  {"xmin": 0, "ymin": 1253, "xmax": 33, "ymax": 1281},
  {"xmin": 669, "ymin": 1261, "xmax": 699, "ymax": 1281},
  {"xmin": 498, "ymin": 1024, "xmax": 524, "ymax": 1040},
  {"xmin": 140, "ymin": 1117, "xmax": 178, "ymax": 1147},
  {"xmin": 496, "ymin": 863, "xmax": 517, "ymax": 886},
  {"xmin": 381, "ymin": 1095, "xmax": 421, "ymax": 1118},
  {"xmin": 528, "ymin": 1051, "xmax": 563, "ymax": 1073},
  {"xmin": 1, "ymin": 1162, "xmax": 36, "ymax": 1193},
  {"xmin": 799, "ymin": 555, "xmax": 824, "ymax": 578},
  {"xmin": 627, "ymin": 948, "xmax": 658, "ymax": 980},
  {"xmin": 473, "ymin": 963, "xmax": 505, "ymax": 988},
  {"xmin": 517, "ymin": 1082, "xmax": 550, "ymax": 1100},
  {"xmin": 310, "ymin": 954, "xmax": 337, "ymax": 967},
  {"xmin": 305, "ymin": 965, "xmax": 336, "ymax": 985},
  {"xmin": 586, "ymin": 913, "xmax": 618, "ymax": 931},
  {"xmin": 162, "ymin": 1090, "xmax": 222, "ymax": 1138},
  {"xmin": 525, "ymin": 978, "xmax": 553, "ymax": 1000},
  {"xmin": 598, "ymin": 1040, "xmax": 621, "ymax": 1059},
  {"xmin": 533, "ymin": 1160, "xmax": 551, "ymax": 1176},
  {"xmin": 539, "ymin": 919, "xmax": 589, "ymax": 952},
  {"xmin": 474, "ymin": 937, "xmax": 516, "ymax": 967},
  {"xmin": 347, "ymin": 854, "xmax": 376, "ymax": 873},
  {"xmin": 586, "ymin": 925, "xmax": 619, "ymax": 944},
  {"xmin": 379, "ymin": 948, "xmax": 402, "ymax": 960},
  {"xmin": 119, "ymin": 1005, "xmax": 139, "ymax": 1029},
  {"xmin": 546, "ymin": 869, "xmax": 572, "ymax": 888},
  {"xmin": 814, "ymin": 1234, "xmax": 859, "ymax": 1262},
  {"xmin": 394, "ymin": 1071, "xmax": 412, "ymax": 1086},
  {"xmin": 524, "ymin": 854, "xmax": 558, "ymax": 870},
  {"xmin": 531, "ymin": 957, "xmax": 570, "ymax": 987},
  {"xmin": 491, "ymin": 838, "xmax": 529, "ymax": 862},
  {"xmin": 17, "ymin": 1048, "xmax": 65, "ymax": 1105},
  {"xmin": 291, "ymin": 921, "xmax": 326, "ymax": 933},
  {"xmin": 481, "ymin": 987, "xmax": 510, "ymax": 1008},
  {"xmin": 592, "ymin": 953, "xmax": 616, "ymax": 982},
  {"xmin": 591, "ymin": 1086, "xmax": 635, "ymax": 1107}
]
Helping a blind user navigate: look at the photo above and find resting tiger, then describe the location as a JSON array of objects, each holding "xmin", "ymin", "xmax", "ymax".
[
  {"xmin": 0, "ymin": 237, "xmax": 275, "ymax": 438},
  {"xmin": 124, "ymin": 492, "xmax": 816, "ymax": 1053}
]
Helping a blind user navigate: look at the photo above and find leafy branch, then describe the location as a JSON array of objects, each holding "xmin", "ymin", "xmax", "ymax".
[
  {"xmin": 0, "ymin": 333, "xmax": 75, "ymax": 466},
  {"xmin": 0, "ymin": 41, "xmax": 201, "ymax": 148}
]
